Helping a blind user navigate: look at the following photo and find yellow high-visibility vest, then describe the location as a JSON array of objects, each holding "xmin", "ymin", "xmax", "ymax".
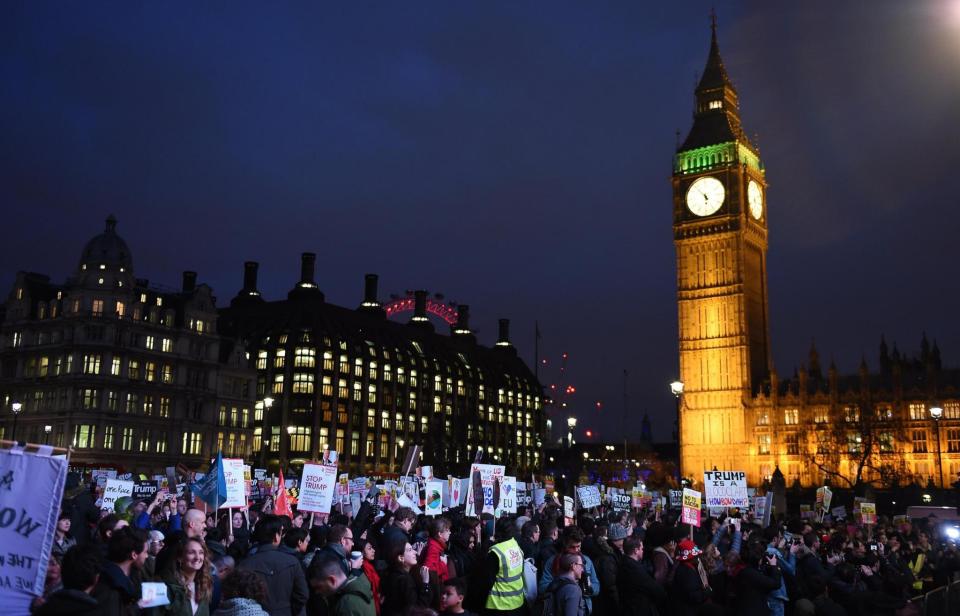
[{"xmin": 485, "ymin": 538, "xmax": 525, "ymax": 610}]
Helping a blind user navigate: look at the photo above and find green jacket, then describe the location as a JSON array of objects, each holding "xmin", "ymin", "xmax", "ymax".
[
  {"xmin": 329, "ymin": 573, "xmax": 376, "ymax": 616},
  {"xmin": 159, "ymin": 571, "xmax": 211, "ymax": 616}
]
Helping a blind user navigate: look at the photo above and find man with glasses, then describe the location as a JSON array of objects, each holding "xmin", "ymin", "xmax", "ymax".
[{"xmin": 545, "ymin": 553, "xmax": 586, "ymax": 616}]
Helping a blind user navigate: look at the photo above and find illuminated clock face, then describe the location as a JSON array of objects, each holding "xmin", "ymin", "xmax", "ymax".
[
  {"xmin": 747, "ymin": 180, "xmax": 763, "ymax": 220},
  {"xmin": 685, "ymin": 176, "xmax": 725, "ymax": 217}
]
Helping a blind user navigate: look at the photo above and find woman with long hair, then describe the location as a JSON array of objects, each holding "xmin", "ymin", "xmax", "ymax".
[
  {"xmin": 357, "ymin": 538, "xmax": 382, "ymax": 616},
  {"xmin": 161, "ymin": 537, "xmax": 214, "ymax": 616},
  {"xmin": 380, "ymin": 541, "xmax": 431, "ymax": 616}
]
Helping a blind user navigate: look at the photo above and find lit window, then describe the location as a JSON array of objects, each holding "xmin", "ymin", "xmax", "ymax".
[
  {"xmin": 813, "ymin": 407, "xmax": 829, "ymax": 424},
  {"xmin": 294, "ymin": 347, "xmax": 315, "ymax": 368},
  {"xmin": 274, "ymin": 349, "xmax": 286, "ymax": 369},
  {"xmin": 784, "ymin": 409, "xmax": 799, "ymax": 425},
  {"xmin": 909, "ymin": 403, "xmax": 926, "ymax": 420},
  {"xmin": 103, "ymin": 426, "xmax": 114, "ymax": 449},
  {"xmin": 82, "ymin": 354, "xmax": 102, "ymax": 375},
  {"xmin": 74, "ymin": 424, "xmax": 97, "ymax": 449},
  {"xmin": 272, "ymin": 374, "xmax": 284, "ymax": 394},
  {"xmin": 162, "ymin": 338, "xmax": 173, "ymax": 353},
  {"xmin": 912, "ymin": 430, "xmax": 928, "ymax": 453},
  {"xmin": 159, "ymin": 396, "xmax": 171, "ymax": 418},
  {"xmin": 92, "ymin": 300, "xmax": 104, "ymax": 316},
  {"xmin": 288, "ymin": 426, "xmax": 311, "ymax": 452},
  {"xmin": 758, "ymin": 433, "xmax": 771, "ymax": 455},
  {"xmin": 947, "ymin": 428, "xmax": 960, "ymax": 453},
  {"xmin": 756, "ymin": 411, "xmax": 769, "ymax": 426},
  {"xmin": 81, "ymin": 388, "xmax": 98, "ymax": 409},
  {"xmin": 182, "ymin": 432, "xmax": 202, "ymax": 455},
  {"xmin": 708, "ymin": 100, "xmax": 722, "ymax": 110},
  {"xmin": 292, "ymin": 372, "xmax": 314, "ymax": 394},
  {"xmin": 784, "ymin": 433, "xmax": 799, "ymax": 455},
  {"xmin": 943, "ymin": 402, "xmax": 960, "ymax": 420},
  {"xmin": 121, "ymin": 428, "xmax": 134, "ymax": 451}
]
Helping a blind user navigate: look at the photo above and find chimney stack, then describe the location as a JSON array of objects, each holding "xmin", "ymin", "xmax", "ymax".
[
  {"xmin": 411, "ymin": 290, "xmax": 429, "ymax": 322},
  {"xmin": 496, "ymin": 318, "xmax": 512, "ymax": 347},
  {"xmin": 299, "ymin": 253, "xmax": 316, "ymax": 287},
  {"xmin": 243, "ymin": 261, "xmax": 260, "ymax": 296},
  {"xmin": 363, "ymin": 274, "xmax": 379, "ymax": 306},
  {"xmin": 182, "ymin": 271, "xmax": 197, "ymax": 293},
  {"xmin": 453, "ymin": 305, "xmax": 471, "ymax": 334}
]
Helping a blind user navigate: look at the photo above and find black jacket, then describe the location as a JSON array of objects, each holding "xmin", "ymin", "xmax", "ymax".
[
  {"xmin": 36, "ymin": 589, "xmax": 104, "ymax": 616},
  {"xmin": 617, "ymin": 556, "xmax": 666, "ymax": 616},
  {"xmin": 669, "ymin": 562, "xmax": 709, "ymax": 616},
  {"xmin": 239, "ymin": 544, "xmax": 309, "ymax": 616},
  {"xmin": 92, "ymin": 562, "xmax": 140, "ymax": 616},
  {"xmin": 733, "ymin": 565, "xmax": 781, "ymax": 615},
  {"xmin": 379, "ymin": 567, "xmax": 430, "ymax": 616}
]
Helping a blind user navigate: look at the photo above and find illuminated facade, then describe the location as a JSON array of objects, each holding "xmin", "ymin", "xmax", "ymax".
[
  {"xmin": 0, "ymin": 217, "xmax": 256, "ymax": 469},
  {"xmin": 218, "ymin": 255, "xmax": 544, "ymax": 477},
  {"xmin": 674, "ymin": 23, "xmax": 960, "ymax": 489}
]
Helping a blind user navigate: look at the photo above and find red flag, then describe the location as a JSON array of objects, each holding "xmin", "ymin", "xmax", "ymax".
[{"xmin": 274, "ymin": 470, "xmax": 293, "ymax": 519}]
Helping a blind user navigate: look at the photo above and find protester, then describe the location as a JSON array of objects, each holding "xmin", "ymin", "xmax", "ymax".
[
  {"xmin": 93, "ymin": 526, "xmax": 149, "ymax": 616},
  {"xmin": 36, "ymin": 545, "xmax": 105, "ymax": 616},
  {"xmin": 380, "ymin": 541, "xmax": 432, "ymax": 616},
  {"xmin": 438, "ymin": 578, "xmax": 475, "ymax": 616},
  {"xmin": 238, "ymin": 515, "xmax": 308, "ymax": 616},
  {"xmin": 357, "ymin": 538, "xmax": 382, "ymax": 616},
  {"xmin": 307, "ymin": 551, "xmax": 377, "ymax": 616},
  {"xmin": 420, "ymin": 517, "xmax": 452, "ymax": 585},
  {"xmin": 159, "ymin": 536, "xmax": 214, "ymax": 616},
  {"xmin": 617, "ymin": 536, "xmax": 666, "ymax": 616},
  {"xmin": 53, "ymin": 512, "xmax": 78, "ymax": 560},
  {"xmin": 213, "ymin": 570, "xmax": 271, "ymax": 616},
  {"xmin": 544, "ymin": 553, "xmax": 585, "ymax": 616},
  {"xmin": 537, "ymin": 526, "xmax": 599, "ymax": 615}
]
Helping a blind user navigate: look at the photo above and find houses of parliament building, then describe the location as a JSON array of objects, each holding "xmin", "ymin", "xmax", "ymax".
[{"xmin": 674, "ymin": 22, "xmax": 960, "ymax": 490}]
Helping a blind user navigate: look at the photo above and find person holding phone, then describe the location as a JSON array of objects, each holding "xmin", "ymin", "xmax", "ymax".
[{"xmin": 733, "ymin": 541, "xmax": 782, "ymax": 615}]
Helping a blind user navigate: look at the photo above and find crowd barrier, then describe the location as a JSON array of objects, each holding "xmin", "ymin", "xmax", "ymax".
[{"xmin": 918, "ymin": 580, "xmax": 960, "ymax": 616}]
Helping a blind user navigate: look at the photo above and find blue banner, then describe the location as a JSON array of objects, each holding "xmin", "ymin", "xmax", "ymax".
[{"xmin": 191, "ymin": 451, "xmax": 226, "ymax": 509}]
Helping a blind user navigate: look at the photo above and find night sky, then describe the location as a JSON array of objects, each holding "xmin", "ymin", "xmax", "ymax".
[{"xmin": 3, "ymin": 2, "xmax": 960, "ymax": 442}]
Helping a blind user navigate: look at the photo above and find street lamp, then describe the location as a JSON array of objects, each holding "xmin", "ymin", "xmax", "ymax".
[
  {"xmin": 566, "ymin": 416, "xmax": 577, "ymax": 447},
  {"xmin": 259, "ymin": 397, "xmax": 275, "ymax": 468},
  {"xmin": 930, "ymin": 406, "xmax": 944, "ymax": 489},
  {"xmin": 44, "ymin": 425, "xmax": 52, "ymax": 445},
  {"xmin": 670, "ymin": 380, "xmax": 684, "ymax": 481},
  {"xmin": 10, "ymin": 401, "xmax": 22, "ymax": 442}
]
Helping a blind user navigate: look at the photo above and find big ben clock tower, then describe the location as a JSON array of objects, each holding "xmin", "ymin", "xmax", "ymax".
[{"xmin": 673, "ymin": 17, "xmax": 770, "ymax": 484}]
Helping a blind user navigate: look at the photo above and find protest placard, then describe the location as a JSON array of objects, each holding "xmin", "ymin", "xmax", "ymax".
[
  {"xmin": 533, "ymin": 488, "xmax": 546, "ymax": 507},
  {"xmin": 298, "ymin": 463, "xmax": 338, "ymax": 513},
  {"xmin": 425, "ymin": 480, "xmax": 444, "ymax": 516},
  {"xmin": 447, "ymin": 477, "xmax": 462, "ymax": 507},
  {"xmin": 0, "ymin": 448, "xmax": 68, "ymax": 613},
  {"xmin": 465, "ymin": 463, "xmax": 505, "ymax": 516},
  {"xmin": 702, "ymin": 470, "xmax": 749, "ymax": 508},
  {"xmin": 800, "ymin": 504, "xmax": 814, "ymax": 519},
  {"xmin": 611, "ymin": 493, "xmax": 631, "ymax": 512},
  {"xmin": 497, "ymin": 476, "xmax": 517, "ymax": 515},
  {"xmin": 517, "ymin": 482, "xmax": 530, "ymax": 507},
  {"xmin": 133, "ymin": 480, "xmax": 159, "ymax": 501},
  {"xmin": 563, "ymin": 495, "xmax": 575, "ymax": 520},
  {"xmin": 832, "ymin": 505, "xmax": 847, "ymax": 520},
  {"xmin": 681, "ymin": 488, "xmax": 702, "ymax": 527},
  {"xmin": 102, "ymin": 479, "xmax": 134, "ymax": 511},
  {"xmin": 669, "ymin": 489, "xmax": 683, "ymax": 509},
  {"xmin": 815, "ymin": 486, "xmax": 833, "ymax": 513},
  {"xmin": 220, "ymin": 458, "xmax": 247, "ymax": 509},
  {"xmin": 576, "ymin": 485, "xmax": 602, "ymax": 509},
  {"xmin": 860, "ymin": 502, "xmax": 877, "ymax": 525}
]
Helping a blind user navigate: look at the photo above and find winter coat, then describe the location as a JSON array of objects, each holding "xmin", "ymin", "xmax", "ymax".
[
  {"xmin": 588, "ymin": 539, "xmax": 620, "ymax": 615},
  {"xmin": 669, "ymin": 561, "xmax": 710, "ymax": 616},
  {"xmin": 238, "ymin": 545, "xmax": 308, "ymax": 616},
  {"xmin": 212, "ymin": 597, "xmax": 270, "ymax": 616},
  {"xmin": 328, "ymin": 573, "xmax": 377, "ymax": 616},
  {"xmin": 539, "ymin": 553, "xmax": 600, "ymax": 614},
  {"xmin": 92, "ymin": 562, "xmax": 140, "ymax": 616},
  {"xmin": 35, "ymin": 589, "xmax": 104, "ymax": 616},
  {"xmin": 361, "ymin": 560, "xmax": 381, "ymax": 616},
  {"xmin": 733, "ymin": 564, "xmax": 781, "ymax": 615},
  {"xmin": 419, "ymin": 538, "xmax": 450, "ymax": 584},
  {"xmin": 546, "ymin": 576, "xmax": 585, "ymax": 616},
  {"xmin": 379, "ymin": 567, "xmax": 431, "ymax": 616},
  {"xmin": 158, "ymin": 570, "xmax": 212, "ymax": 616},
  {"xmin": 617, "ymin": 556, "xmax": 666, "ymax": 616},
  {"xmin": 52, "ymin": 535, "xmax": 77, "ymax": 560}
]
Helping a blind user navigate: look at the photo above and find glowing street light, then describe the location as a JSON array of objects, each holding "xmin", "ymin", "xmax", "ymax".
[
  {"xmin": 670, "ymin": 380, "xmax": 684, "ymax": 480},
  {"xmin": 10, "ymin": 401, "xmax": 22, "ymax": 442},
  {"xmin": 930, "ymin": 406, "xmax": 944, "ymax": 489}
]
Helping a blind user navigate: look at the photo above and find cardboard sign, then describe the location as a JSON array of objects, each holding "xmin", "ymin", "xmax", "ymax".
[
  {"xmin": 563, "ymin": 495, "xmax": 575, "ymax": 520},
  {"xmin": 447, "ymin": 477, "xmax": 462, "ymax": 507},
  {"xmin": 425, "ymin": 480, "xmax": 444, "ymax": 516},
  {"xmin": 102, "ymin": 479, "xmax": 134, "ymax": 511},
  {"xmin": 816, "ymin": 486, "xmax": 832, "ymax": 513},
  {"xmin": 140, "ymin": 582, "xmax": 170, "ymax": 608},
  {"xmin": 860, "ymin": 502, "xmax": 877, "ymax": 525},
  {"xmin": 533, "ymin": 488, "xmax": 546, "ymax": 507},
  {"xmin": 681, "ymin": 488, "xmax": 702, "ymax": 527},
  {"xmin": 465, "ymin": 463, "xmax": 505, "ymax": 516},
  {"xmin": 517, "ymin": 482, "xmax": 530, "ymax": 506},
  {"xmin": 497, "ymin": 476, "xmax": 517, "ymax": 515},
  {"xmin": 702, "ymin": 470, "xmax": 749, "ymax": 509},
  {"xmin": 220, "ymin": 458, "xmax": 247, "ymax": 509},
  {"xmin": 298, "ymin": 463, "xmax": 338, "ymax": 513},
  {"xmin": 576, "ymin": 485, "xmax": 602, "ymax": 509},
  {"xmin": 0, "ymin": 448, "xmax": 68, "ymax": 613},
  {"xmin": 669, "ymin": 490, "xmax": 683, "ymax": 509}
]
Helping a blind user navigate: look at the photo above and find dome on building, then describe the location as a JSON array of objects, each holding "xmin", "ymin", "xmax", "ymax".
[{"xmin": 79, "ymin": 215, "xmax": 133, "ymax": 273}]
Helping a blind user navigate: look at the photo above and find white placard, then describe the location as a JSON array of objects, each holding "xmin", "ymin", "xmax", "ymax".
[
  {"xmin": 298, "ymin": 463, "xmax": 338, "ymax": 513},
  {"xmin": 465, "ymin": 463, "xmax": 505, "ymax": 516},
  {"xmin": 497, "ymin": 476, "xmax": 517, "ymax": 515},
  {"xmin": 425, "ymin": 480, "xmax": 444, "ymax": 516},
  {"xmin": 576, "ymin": 485, "xmax": 602, "ymax": 509},
  {"xmin": 702, "ymin": 470, "xmax": 749, "ymax": 509},
  {"xmin": 101, "ymin": 479, "xmax": 134, "ymax": 511},
  {"xmin": 220, "ymin": 458, "xmax": 247, "ymax": 509},
  {"xmin": 0, "ymin": 449, "xmax": 67, "ymax": 613}
]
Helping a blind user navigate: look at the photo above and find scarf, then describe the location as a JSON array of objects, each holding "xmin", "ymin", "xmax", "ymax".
[{"xmin": 362, "ymin": 559, "xmax": 382, "ymax": 616}]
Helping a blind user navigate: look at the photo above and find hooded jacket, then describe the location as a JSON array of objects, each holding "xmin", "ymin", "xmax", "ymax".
[{"xmin": 328, "ymin": 574, "xmax": 376, "ymax": 616}]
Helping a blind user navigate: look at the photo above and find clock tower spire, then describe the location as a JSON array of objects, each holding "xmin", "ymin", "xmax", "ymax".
[{"xmin": 672, "ymin": 16, "xmax": 771, "ymax": 485}]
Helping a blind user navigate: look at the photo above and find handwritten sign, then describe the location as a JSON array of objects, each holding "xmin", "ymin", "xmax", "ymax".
[
  {"xmin": 497, "ymin": 476, "xmax": 517, "ymax": 515},
  {"xmin": 702, "ymin": 470, "xmax": 748, "ymax": 509},
  {"xmin": 681, "ymin": 488, "xmax": 702, "ymax": 527},
  {"xmin": 0, "ymin": 449, "xmax": 68, "ymax": 613},
  {"xmin": 101, "ymin": 479, "xmax": 134, "ymax": 511},
  {"xmin": 576, "ymin": 485, "xmax": 602, "ymax": 509},
  {"xmin": 860, "ymin": 502, "xmax": 877, "ymax": 525},
  {"xmin": 815, "ymin": 486, "xmax": 832, "ymax": 513},
  {"xmin": 298, "ymin": 463, "xmax": 338, "ymax": 513}
]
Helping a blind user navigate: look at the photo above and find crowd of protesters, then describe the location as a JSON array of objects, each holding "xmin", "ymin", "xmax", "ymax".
[{"xmin": 30, "ymin": 471, "xmax": 960, "ymax": 616}]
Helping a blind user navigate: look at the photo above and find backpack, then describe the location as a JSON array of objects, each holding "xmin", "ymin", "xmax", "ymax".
[{"xmin": 541, "ymin": 577, "xmax": 577, "ymax": 616}]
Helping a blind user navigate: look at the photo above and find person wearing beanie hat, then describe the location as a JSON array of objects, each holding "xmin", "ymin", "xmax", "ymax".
[{"xmin": 672, "ymin": 538, "xmax": 711, "ymax": 616}]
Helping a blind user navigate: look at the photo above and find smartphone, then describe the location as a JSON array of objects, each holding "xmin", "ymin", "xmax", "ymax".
[{"xmin": 869, "ymin": 544, "xmax": 878, "ymax": 552}]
